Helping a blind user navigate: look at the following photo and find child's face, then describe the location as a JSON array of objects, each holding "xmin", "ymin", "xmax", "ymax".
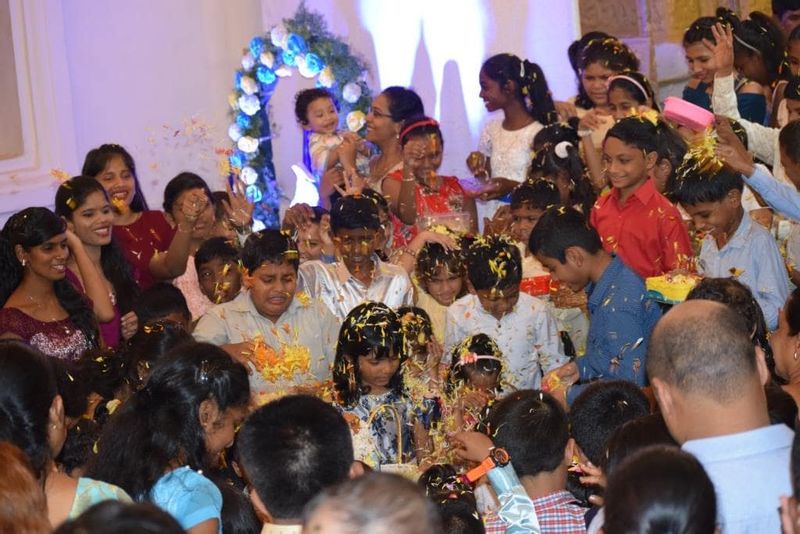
[
  {"xmin": 511, "ymin": 204, "xmax": 545, "ymax": 244},
  {"xmin": 407, "ymin": 135, "xmax": 443, "ymax": 179},
  {"xmin": 684, "ymin": 41, "xmax": 717, "ymax": 85},
  {"xmin": 335, "ymin": 228, "xmax": 378, "ymax": 268},
  {"xmin": 607, "ymin": 86, "xmax": 643, "ymax": 121},
  {"xmin": 68, "ymin": 191, "xmax": 114, "ymax": 247},
  {"xmin": 788, "ymin": 40, "xmax": 800, "ymax": 76},
  {"xmin": 681, "ymin": 193, "xmax": 742, "ymax": 242},
  {"xmin": 305, "ymin": 97, "xmax": 339, "ymax": 135},
  {"xmin": 297, "ymin": 223, "xmax": 324, "ymax": 263},
  {"xmin": 734, "ymin": 52, "xmax": 769, "ymax": 87},
  {"xmin": 780, "ymin": 146, "xmax": 800, "ymax": 190},
  {"xmin": 787, "ymin": 99, "xmax": 800, "ymax": 123},
  {"xmin": 202, "ymin": 404, "xmax": 247, "ymax": 458},
  {"xmin": 357, "ymin": 352, "xmax": 400, "ymax": 394},
  {"xmin": 479, "ymin": 69, "xmax": 509, "ymax": 112},
  {"xmin": 475, "ymin": 286, "xmax": 520, "ymax": 321},
  {"xmin": 581, "ymin": 62, "xmax": 614, "ymax": 106},
  {"xmin": 198, "ymin": 257, "xmax": 242, "ymax": 304},
  {"xmin": 465, "ymin": 369, "xmax": 500, "ymax": 392},
  {"xmin": 602, "ymin": 137, "xmax": 654, "ymax": 196},
  {"xmin": 536, "ymin": 250, "xmax": 590, "ymax": 292},
  {"xmin": 425, "ymin": 265, "xmax": 463, "ymax": 306},
  {"xmin": 244, "ymin": 261, "xmax": 297, "ymax": 321}
]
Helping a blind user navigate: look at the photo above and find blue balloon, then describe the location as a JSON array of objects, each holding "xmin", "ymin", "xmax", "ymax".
[
  {"xmin": 234, "ymin": 71, "xmax": 243, "ymax": 88},
  {"xmin": 256, "ymin": 65, "xmax": 276, "ymax": 85},
  {"xmin": 249, "ymin": 36, "xmax": 265, "ymax": 58},
  {"xmin": 281, "ymin": 50, "xmax": 296, "ymax": 67},
  {"xmin": 303, "ymin": 53, "xmax": 324, "ymax": 76},
  {"xmin": 286, "ymin": 33, "xmax": 308, "ymax": 55},
  {"xmin": 236, "ymin": 113, "xmax": 251, "ymax": 129},
  {"xmin": 246, "ymin": 184, "xmax": 263, "ymax": 202}
]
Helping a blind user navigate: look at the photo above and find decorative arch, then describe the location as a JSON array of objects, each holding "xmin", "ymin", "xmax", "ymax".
[{"xmin": 226, "ymin": 2, "xmax": 372, "ymax": 229}]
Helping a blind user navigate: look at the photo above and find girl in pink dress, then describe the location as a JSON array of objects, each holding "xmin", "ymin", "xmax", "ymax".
[
  {"xmin": 55, "ymin": 177, "xmax": 140, "ymax": 348},
  {"xmin": 384, "ymin": 117, "xmax": 478, "ymax": 247}
]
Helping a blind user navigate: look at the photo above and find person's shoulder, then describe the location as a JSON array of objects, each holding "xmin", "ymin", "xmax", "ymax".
[
  {"xmin": 378, "ymin": 259, "xmax": 411, "ymax": 279},
  {"xmin": 299, "ymin": 259, "xmax": 331, "ymax": 275},
  {"xmin": 737, "ymin": 79, "xmax": 766, "ymax": 96},
  {"xmin": 76, "ymin": 477, "xmax": 132, "ymax": 503}
]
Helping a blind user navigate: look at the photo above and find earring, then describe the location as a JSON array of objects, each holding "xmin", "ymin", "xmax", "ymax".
[
  {"xmin": 794, "ymin": 346, "xmax": 799, "ymax": 361},
  {"xmin": 21, "ymin": 259, "xmax": 26, "ymax": 267}
]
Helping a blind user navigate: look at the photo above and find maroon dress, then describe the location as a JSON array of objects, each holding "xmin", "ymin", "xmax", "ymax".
[
  {"xmin": 113, "ymin": 210, "xmax": 175, "ymax": 289},
  {"xmin": 0, "ymin": 308, "xmax": 92, "ymax": 361},
  {"xmin": 65, "ymin": 268, "xmax": 121, "ymax": 349}
]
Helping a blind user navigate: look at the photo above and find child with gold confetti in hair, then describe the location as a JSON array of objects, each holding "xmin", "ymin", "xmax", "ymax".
[
  {"xmin": 194, "ymin": 237, "xmax": 242, "ymax": 307},
  {"xmin": 444, "ymin": 234, "xmax": 566, "ymax": 392},
  {"xmin": 332, "ymin": 302, "xmax": 428, "ymax": 468}
]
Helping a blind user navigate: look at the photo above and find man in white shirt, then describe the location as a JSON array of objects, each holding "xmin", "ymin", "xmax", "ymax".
[{"xmin": 647, "ymin": 300, "xmax": 794, "ymax": 534}]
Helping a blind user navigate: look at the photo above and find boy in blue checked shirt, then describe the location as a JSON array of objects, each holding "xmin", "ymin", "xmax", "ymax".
[{"xmin": 530, "ymin": 207, "xmax": 660, "ymax": 406}]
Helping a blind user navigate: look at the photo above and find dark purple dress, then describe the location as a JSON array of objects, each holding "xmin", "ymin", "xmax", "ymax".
[{"xmin": 0, "ymin": 308, "xmax": 91, "ymax": 361}]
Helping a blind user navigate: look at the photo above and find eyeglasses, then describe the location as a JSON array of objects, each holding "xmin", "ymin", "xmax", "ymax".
[{"xmin": 370, "ymin": 108, "xmax": 392, "ymax": 120}]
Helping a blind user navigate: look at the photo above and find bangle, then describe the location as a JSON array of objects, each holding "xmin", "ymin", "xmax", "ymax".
[
  {"xmin": 401, "ymin": 177, "xmax": 416, "ymax": 183},
  {"xmin": 578, "ymin": 128, "xmax": 592, "ymax": 138},
  {"xmin": 177, "ymin": 223, "xmax": 194, "ymax": 233}
]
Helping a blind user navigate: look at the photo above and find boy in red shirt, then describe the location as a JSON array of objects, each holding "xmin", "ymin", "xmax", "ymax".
[{"xmin": 590, "ymin": 117, "xmax": 692, "ymax": 278}]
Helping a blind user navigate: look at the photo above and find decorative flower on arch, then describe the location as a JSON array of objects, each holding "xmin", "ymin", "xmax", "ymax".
[{"xmin": 227, "ymin": 2, "xmax": 372, "ymax": 229}]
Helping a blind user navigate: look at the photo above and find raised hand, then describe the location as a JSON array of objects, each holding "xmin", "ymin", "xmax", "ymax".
[
  {"xmin": 466, "ymin": 151, "xmax": 488, "ymax": 178},
  {"xmin": 707, "ymin": 22, "xmax": 735, "ymax": 78},
  {"xmin": 714, "ymin": 117, "xmax": 755, "ymax": 176},
  {"xmin": 223, "ymin": 177, "xmax": 254, "ymax": 229}
]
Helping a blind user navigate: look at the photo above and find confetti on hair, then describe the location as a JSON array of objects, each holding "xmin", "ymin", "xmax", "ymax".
[{"xmin": 49, "ymin": 168, "xmax": 71, "ymax": 184}]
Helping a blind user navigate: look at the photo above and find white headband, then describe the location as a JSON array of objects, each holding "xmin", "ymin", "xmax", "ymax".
[
  {"xmin": 608, "ymin": 74, "xmax": 649, "ymax": 101},
  {"xmin": 455, "ymin": 353, "xmax": 502, "ymax": 368},
  {"xmin": 733, "ymin": 34, "xmax": 761, "ymax": 55}
]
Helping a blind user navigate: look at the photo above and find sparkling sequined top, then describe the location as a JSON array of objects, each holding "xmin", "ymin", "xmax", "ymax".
[
  {"xmin": 0, "ymin": 307, "xmax": 92, "ymax": 361},
  {"xmin": 114, "ymin": 210, "xmax": 175, "ymax": 290}
]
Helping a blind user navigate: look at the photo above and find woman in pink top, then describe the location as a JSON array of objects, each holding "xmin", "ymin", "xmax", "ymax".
[{"xmin": 55, "ymin": 176, "xmax": 140, "ymax": 348}]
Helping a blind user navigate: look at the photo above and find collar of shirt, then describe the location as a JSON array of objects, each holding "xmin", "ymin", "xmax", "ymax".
[
  {"xmin": 682, "ymin": 424, "xmax": 794, "ymax": 464},
  {"xmin": 704, "ymin": 210, "xmax": 751, "ymax": 253},
  {"xmin": 261, "ymin": 523, "xmax": 302, "ymax": 534},
  {"xmin": 586, "ymin": 255, "xmax": 623, "ymax": 311},
  {"xmin": 609, "ymin": 177, "xmax": 656, "ymax": 208},
  {"xmin": 531, "ymin": 489, "xmax": 583, "ymax": 511},
  {"xmin": 333, "ymin": 254, "xmax": 386, "ymax": 286}
]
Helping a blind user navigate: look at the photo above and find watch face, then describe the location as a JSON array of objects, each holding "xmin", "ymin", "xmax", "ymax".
[{"xmin": 492, "ymin": 447, "xmax": 510, "ymax": 465}]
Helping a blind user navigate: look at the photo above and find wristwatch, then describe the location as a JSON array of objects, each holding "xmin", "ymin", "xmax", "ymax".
[{"xmin": 464, "ymin": 447, "xmax": 510, "ymax": 483}]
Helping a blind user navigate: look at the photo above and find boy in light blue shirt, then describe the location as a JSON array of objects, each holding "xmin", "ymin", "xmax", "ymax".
[{"xmin": 674, "ymin": 158, "xmax": 789, "ymax": 330}]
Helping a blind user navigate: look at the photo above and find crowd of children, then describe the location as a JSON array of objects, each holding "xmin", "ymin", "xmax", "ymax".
[{"xmin": 9, "ymin": 3, "xmax": 800, "ymax": 533}]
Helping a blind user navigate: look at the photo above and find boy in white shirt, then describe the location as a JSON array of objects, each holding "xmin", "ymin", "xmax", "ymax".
[{"xmin": 444, "ymin": 234, "xmax": 566, "ymax": 391}]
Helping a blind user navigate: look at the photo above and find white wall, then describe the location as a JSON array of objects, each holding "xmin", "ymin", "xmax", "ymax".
[{"xmin": 1, "ymin": 0, "xmax": 580, "ymax": 221}]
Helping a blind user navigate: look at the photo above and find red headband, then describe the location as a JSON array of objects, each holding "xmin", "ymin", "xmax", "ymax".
[{"xmin": 399, "ymin": 119, "xmax": 440, "ymax": 142}]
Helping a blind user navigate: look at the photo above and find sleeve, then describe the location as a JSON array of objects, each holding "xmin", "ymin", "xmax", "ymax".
[
  {"xmin": 584, "ymin": 307, "xmax": 648, "ymax": 385},
  {"xmin": 309, "ymin": 134, "xmax": 335, "ymax": 177},
  {"xmin": 193, "ymin": 311, "xmax": 230, "ymax": 346},
  {"xmin": 659, "ymin": 210, "xmax": 693, "ymax": 272},
  {"xmin": 177, "ymin": 474, "xmax": 222, "ymax": 531},
  {"xmin": 744, "ymin": 165, "xmax": 800, "ymax": 220},
  {"xmin": 712, "ymin": 74, "xmax": 777, "ymax": 164},
  {"xmin": 486, "ymin": 464, "xmax": 541, "ymax": 534},
  {"xmin": 754, "ymin": 238, "xmax": 791, "ymax": 331},
  {"xmin": 533, "ymin": 302, "xmax": 567, "ymax": 374},
  {"xmin": 320, "ymin": 304, "xmax": 341, "ymax": 368},
  {"xmin": 712, "ymin": 74, "xmax": 740, "ymax": 119}
]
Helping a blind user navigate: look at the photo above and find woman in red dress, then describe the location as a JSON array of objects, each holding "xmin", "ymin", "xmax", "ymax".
[{"xmin": 82, "ymin": 144, "xmax": 206, "ymax": 289}]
